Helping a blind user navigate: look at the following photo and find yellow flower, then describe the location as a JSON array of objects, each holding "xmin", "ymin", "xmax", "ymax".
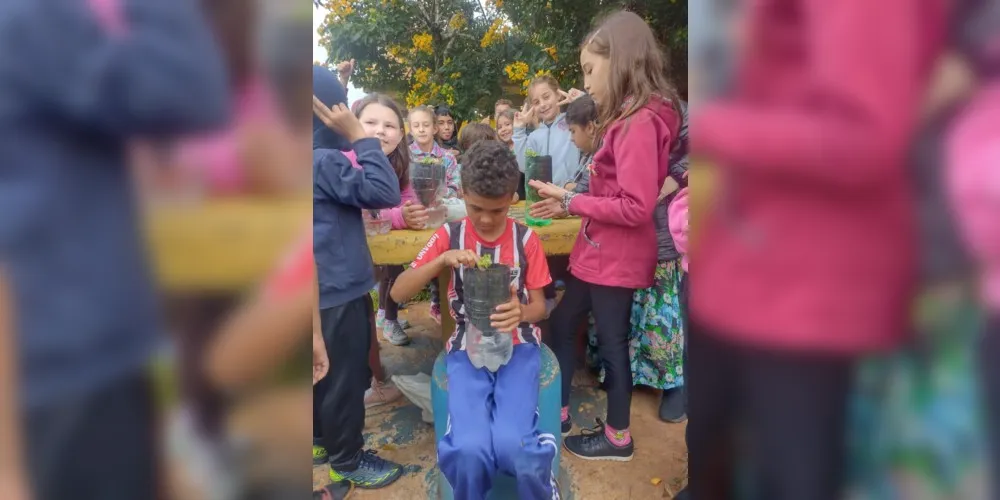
[
  {"xmin": 330, "ymin": 0, "xmax": 354, "ymax": 18},
  {"xmin": 504, "ymin": 61, "xmax": 529, "ymax": 82},
  {"xmin": 449, "ymin": 72, "xmax": 462, "ymax": 80},
  {"xmin": 534, "ymin": 69, "xmax": 552, "ymax": 78},
  {"xmin": 480, "ymin": 18, "xmax": 505, "ymax": 48},
  {"xmin": 448, "ymin": 13, "xmax": 467, "ymax": 31},
  {"xmin": 520, "ymin": 79, "xmax": 531, "ymax": 95},
  {"xmin": 414, "ymin": 68, "xmax": 431, "ymax": 85},
  {"xmin": 440, "ymin": 84, "xmax": 457, "ymax": 106},
  {"xmin": 412, "ymin": 33, "xmax": 433, "ymax": 54},
  {"xmin": 543, "ymin": 46, "xmax": 558, "ymax": 61}
]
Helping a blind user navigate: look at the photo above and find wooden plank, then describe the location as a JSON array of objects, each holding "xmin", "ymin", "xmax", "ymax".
[
  {"xmin": 145, "ymin": 198, "xmax": 310, "ymax": 293},
  {"xmin": 368, "ymin": 217, "xmax": 581, "ymax": 266}
]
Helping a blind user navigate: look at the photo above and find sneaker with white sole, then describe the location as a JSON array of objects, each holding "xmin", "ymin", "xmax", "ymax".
[
  {"xmin": 563, "ymin": 419, "xmax": 634, "ymax": 462},
  {"xmin": 382, "ymin": 320, "xmax": 411, "ymax": 346},
  {"xmin": 375, "ymin": 310, "xmax": 410, "ymax": 330},
  {"xmin": 364, "ymin": 379, "xmax": 403, "ymax": 409}
]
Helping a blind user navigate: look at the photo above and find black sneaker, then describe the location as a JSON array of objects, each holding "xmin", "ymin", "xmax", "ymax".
[
  {"xmin": 329, "ymin": 450, "xmax": 403, "ymax": 489},
  {"xmin": 659, "ymin": 387, "xmax": 687, "ymax": 423},
  {"xmin": 561, "ymin": 418, "xmax": 572, "ymax": 436},
  {"xmin": 563, "ymin": 419, "xmax": 633, "ymax": 462}
]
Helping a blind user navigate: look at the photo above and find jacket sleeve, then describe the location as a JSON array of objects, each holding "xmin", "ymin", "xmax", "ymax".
[
  {"xmin": 314, "ymin": 138, "xmax": 401, "ymax": 209},
  {"xmin": 569, "ymin": 113, "xmax": 665, "ymax": 227},
  {"xmin": 513, "ymin": 127, "xmax": 537, "ymax": 173},
  {"xmin": 4, "ymin": 0, "xmax": 230, "ymax": 137},
  {"xmin": 691, "ymin": 0, "xmax": 926, "ymax": 189},
  {"xmin": 669, "ymin": 101, "xmax": 690, "ymax": 183},
  {"xmin": 443, "ymin": 152, "xmax": 462, "ymax": 198},
  {"xmin": 388, "ymin": 185, "xmax": 417, "ymax": 230}
]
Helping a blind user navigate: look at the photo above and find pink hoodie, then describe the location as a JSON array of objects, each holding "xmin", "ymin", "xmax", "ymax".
[
  {"xmin": 947, "ymin": 82, "xmax": 1000, "ymax": 311},
  {"xmin": 343, "ymin": 150, "xmax": 416, "ymax": 229},
  {"xmin": 568, "ymin": 95, "xmax": 680, "ymax": 289},
  {"xmin": 668, "ymin": 187, "xmax": 690, "ymax": 272}
]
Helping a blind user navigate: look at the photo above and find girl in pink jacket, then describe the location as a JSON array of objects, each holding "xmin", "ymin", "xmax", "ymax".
[
  {"xmin": 528, "ymin": 11, "xmax": 680, "ymax": 461},
  {"xmin": 350, "ymin": 94, "xmax": 427, "ymax": 347}
]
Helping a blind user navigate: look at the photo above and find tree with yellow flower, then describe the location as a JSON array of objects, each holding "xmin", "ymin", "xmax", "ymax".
[{"xmin": 317, "ymin": 0, "xmax": 687, "ymax": 119}]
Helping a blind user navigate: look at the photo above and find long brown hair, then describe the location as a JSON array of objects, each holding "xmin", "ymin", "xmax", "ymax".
[
  {"xmin": 582, "ymin": 11, "xmax": 679, "ymax": 139},
  {"xmin": 354, "ymin": 93, "xmax": 411, "ymax": 190}
]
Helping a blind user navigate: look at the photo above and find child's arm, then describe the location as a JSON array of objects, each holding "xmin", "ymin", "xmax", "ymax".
[
  {"xmin": 392, "ymin": 248, "xmax": 479, "ymax": 302},
  {"xmin": 387, "ymin": 186, "xmax": 426, "ymax": 230},
  {"xmin": 314, "ymin": 138, "xmax": 401, "ymax": 210},
  {"xmin": 521, "ymin": 288, "xmax": 548, "ymax": 324},
  {"xmin": 390, "ymin": 257, "xmax": 446, "ymax": 304},
  {"xmin": 569, "ymin": 112, "xmax": 665, "ymax": 227},
  {"xmin": 0, "ymin": 268, "xmax": 31, "ymax": 499},
  {"xmin": 443, "ymin": 153, "xmax": 462, "ymax": 198},
  {"xmin": 520, "ymin": 232, "xmax": 553, "ymax": 325},
  {"xmin": 691, "ymin": 0, "xmax": 930, "ymax": 188},
  {"xmin": 390, "ymin": 228, "xmax": 477, "ymax": 302},
  {"xmin": 513, "ymin": 108, "xmax": 539, "ymax": 173}
]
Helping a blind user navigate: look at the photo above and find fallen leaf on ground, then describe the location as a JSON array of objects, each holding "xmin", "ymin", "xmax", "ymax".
[{"xmin": 651, "ymin": 478, "xmax": 662, "ymax": 486}]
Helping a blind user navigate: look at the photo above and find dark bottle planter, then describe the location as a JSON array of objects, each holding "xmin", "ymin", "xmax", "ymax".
[
  {"xmin": 463, "ymin": 264, "xmax": 511, "ymax": 337},
  {"xmin": 410, "ymin": 160, "xmax": 446, "ymax": 207}
]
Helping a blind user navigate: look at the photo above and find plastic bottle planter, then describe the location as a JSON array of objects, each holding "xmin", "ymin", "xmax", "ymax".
[
  {"xmin": 409, "ymin": 158, "xmax": 448, "ymax": 229},
  {"xmin": 463, "ymin": 263, "xmax": 511, "ymax": 335},
  {"xmin": 524, "ymin": 151, "xmax": 553, "ymax": 227},
  {"xmin": 362, "ymin": 209, "xmax": 392, "ymax": 236},
  {"xmin": 463, "ymin": 261, "xmax": 514, "ymax": 371}
]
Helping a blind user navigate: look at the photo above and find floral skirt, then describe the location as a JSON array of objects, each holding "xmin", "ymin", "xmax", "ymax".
[
  {"xmin": 587, "ymin": 259, "xmax": 685, "ymax": 390},
  {"xmin": 847, "ymin": 286, "xmax": 987, "ymax": 499}
]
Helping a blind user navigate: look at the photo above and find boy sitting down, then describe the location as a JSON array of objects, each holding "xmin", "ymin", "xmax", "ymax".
[{"xmin": 390, "ymin": 141, "xmax": 559, "ymax": 499}]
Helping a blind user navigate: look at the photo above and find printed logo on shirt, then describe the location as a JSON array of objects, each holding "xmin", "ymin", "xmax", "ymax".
[
  {"xmin": 509, "ymin": 267, "xmax": 521, "ymax": 289},
  {"xmin": 414, "ymin": 232, "xmax": 440, "ymax": 266}
]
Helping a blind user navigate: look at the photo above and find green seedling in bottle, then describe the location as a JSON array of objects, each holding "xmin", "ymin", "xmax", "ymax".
[{"xmin": 476, "ymin": 254, "xmax": 493, "ymax": 270}]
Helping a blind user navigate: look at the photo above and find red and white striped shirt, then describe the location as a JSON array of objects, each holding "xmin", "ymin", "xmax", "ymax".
[{"xmin": 412, "ymin": 217, "xmax": 552, "ymax": 352}]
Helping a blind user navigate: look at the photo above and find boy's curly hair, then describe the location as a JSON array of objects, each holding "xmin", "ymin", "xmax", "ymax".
[{"xmin": 461, "ymin": 140, "xmax": 520, "ymax": 199}]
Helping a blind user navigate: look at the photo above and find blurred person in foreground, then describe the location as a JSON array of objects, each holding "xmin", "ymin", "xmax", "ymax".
[
  {"xmin": 0, "ymin": 0, "xmax": 229, "ymax": 498},
  {"xmin": 686, "ymin": 0, "xmax": 949, "ymax": 499}
]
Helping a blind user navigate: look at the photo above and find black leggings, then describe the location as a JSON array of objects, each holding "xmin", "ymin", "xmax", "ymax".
[
  {"xmin": 980, "ymin": 313, "xmax": 1000, "ymax": 500},
  {"xmin": 377, "ymin": 265, "xmax": 404, "ymax": 321},
  {"xmin": 686, "ymin": 317, "xmax": 855, "ymax": 500},
  {"xmin": 547, "ymin": 276, "xmax": 635, "ymax": 430}
]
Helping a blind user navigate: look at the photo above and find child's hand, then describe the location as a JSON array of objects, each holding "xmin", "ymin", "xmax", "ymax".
[
  {"xmin": 557, "ymin": 88, "xmax": 585, "ymax": 106},
  {"xmin": 527, "ymin": 179, "xmax": 568, "ymax": 201},
  {"xmin": 312, "ymin": 331, "xmax": 329, "ymax": 385},
  {"xmin": 440, "ymin": 249, "xmax": 479, "ymax": 269},
  {"xmin": 490, "ymin": 285, "xmax": 523, "ymax": 332},
  {"xmin": 402, "ymin": 201, "xmax": 429, "ymax": 229},
  {"xmin": 336, "ymin": 59, "xmax": 355, "ymax": 87},
  {"xmin": 529, "ymin": 198, "xmax": 567, "ymax": 219},
  {"xmin": 313, "ymin": 97, "xmax": 366, "ymax": 143},
  {"xmin": 514, "ymin": 102, "xmax": 536, "ymax": 129},
  {"xmin": 658, "ymin": 177, "xmax": 680, "ymax": 202}
]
